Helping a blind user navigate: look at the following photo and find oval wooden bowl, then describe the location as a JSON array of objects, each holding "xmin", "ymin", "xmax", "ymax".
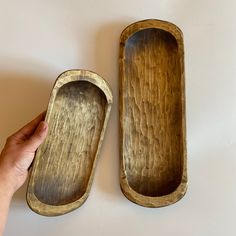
[
  {"xmin": 119, "ymin": 19, "xmax": 187, "ymax": 207},
  {"xmin": 27, "ymin": 70, "xmax": 112, "ymax": 216}
]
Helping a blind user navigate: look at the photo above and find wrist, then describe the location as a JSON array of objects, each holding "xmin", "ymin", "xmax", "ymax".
[
  {"xmin": 0, "ymin": 169, "xmax": 14, "ymax": 236},
  {"xmin": 0, "ymin": 168, "xmax": 16, "ymax": 199},
  {"xmin": 0, "ymin": 150, "xmax": 29, "ymax": 194}
]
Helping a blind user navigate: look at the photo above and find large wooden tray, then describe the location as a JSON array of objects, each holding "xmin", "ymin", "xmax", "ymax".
[
  {"xmin": 27, "ymin": 70, "xmax": 113, "ymax": 216},
  {"xmin": 119, "ymin": 19, "xmax": 187, "ymax": 207}
]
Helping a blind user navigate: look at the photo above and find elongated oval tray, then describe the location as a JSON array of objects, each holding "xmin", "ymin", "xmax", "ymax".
[
  {"xmin": 119, "ymin": 19, "xmax": 187, "ymax": 207},
  {"xmin": 27, "ymin": 70, "xmax": 112, "ymax": 216}
]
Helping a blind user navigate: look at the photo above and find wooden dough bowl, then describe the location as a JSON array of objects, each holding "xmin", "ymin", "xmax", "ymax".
[
  {"xmin": 27, "ymin": 70, "xmax": 112, "ymax": 216},
  {"xmin": 119, "ymin": 19, "xmax": 187, "ymax": 207}
]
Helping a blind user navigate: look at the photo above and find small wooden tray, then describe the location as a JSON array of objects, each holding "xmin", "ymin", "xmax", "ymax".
[
  {"xmin": 27, "ymin": 70, "xmax": 112, "ymax": 216},
  {"xmin": 119, "ymin": 19, "xmax": 187, "ymax": 207}
]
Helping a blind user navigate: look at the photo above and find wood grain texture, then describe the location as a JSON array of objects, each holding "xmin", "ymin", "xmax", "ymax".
[
  {"xmin": 27, "ymin": 70, "xmax": 112, "ymax": 216},
  {"xmin": 119, "ymin": 19, "xmax": 187, "ymax": 207}
]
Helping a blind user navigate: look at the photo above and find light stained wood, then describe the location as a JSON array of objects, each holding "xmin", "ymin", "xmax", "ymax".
[
  {"xmin": 119, "ymin": 19, "xmax": 187, "ymax": 207},
  {"xmin": 27, "ymin": 70, "xmax": 112, "ymax": 216}
]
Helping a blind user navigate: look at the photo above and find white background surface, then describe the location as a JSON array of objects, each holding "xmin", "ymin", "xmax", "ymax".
[{"xmin": 0, "ymin": 0, "xmax": 236, "ymax": 235}]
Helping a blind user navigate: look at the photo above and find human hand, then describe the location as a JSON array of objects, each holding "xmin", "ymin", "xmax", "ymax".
[{"xmin": 0, "ymin": 112, "xmax": 48, "ymax": 196}]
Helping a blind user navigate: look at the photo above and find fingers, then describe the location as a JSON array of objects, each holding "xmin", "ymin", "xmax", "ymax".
[
  {"xmin": 23, "ymin": 121, "xmax": 48, "ymax": 152},
  {"xmin": 0, "ymin": 113, "xmax": 48, "ymax": 195},
  {"xmin": 10, "ymin": 111, "xmax": 47, "ymax": 143}
]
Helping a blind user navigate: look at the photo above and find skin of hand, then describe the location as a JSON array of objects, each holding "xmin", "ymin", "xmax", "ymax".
[{"xmin": 0, "ymin": 112, "xmax": 48, "ymax": 235}]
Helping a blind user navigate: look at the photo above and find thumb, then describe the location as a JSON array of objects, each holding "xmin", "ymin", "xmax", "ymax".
[{"xmin": 24, "ymin": 121, "xmax": 48, "ymax": 152}]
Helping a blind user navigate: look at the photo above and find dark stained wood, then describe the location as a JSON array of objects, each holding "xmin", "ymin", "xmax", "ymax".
[
  {"xmin": 27, "ymin": 70, "xmax": 113, "ymax": 216},
  {"xmin": 119, "ymin": 19, "xmax": 187, "ymax": 207}
]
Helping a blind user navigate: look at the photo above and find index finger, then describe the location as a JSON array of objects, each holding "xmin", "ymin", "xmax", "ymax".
[{"xmin": 11, "ymin": 111, "xmax": 47, "ymax": 141}]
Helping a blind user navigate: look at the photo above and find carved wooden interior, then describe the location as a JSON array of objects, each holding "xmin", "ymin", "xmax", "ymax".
[
  {"xmin": 122, "ymin": 27, "xmax": 184, "ymax": 197},
  {"xmin": 33, "ymin": 81, "xmax": 107, "ymax": 205}
]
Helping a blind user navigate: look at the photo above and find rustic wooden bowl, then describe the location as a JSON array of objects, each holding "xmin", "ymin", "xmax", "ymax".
[
  {"xmin": 27, "ymin": 70, "xmax": 113, "ymax": 216},
  {"xmin": 119, "ymin": 19, "xmax": 187, "ymax": 207}
]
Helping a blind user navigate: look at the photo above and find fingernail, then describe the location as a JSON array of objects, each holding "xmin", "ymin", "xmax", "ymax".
[{"xmin": 38, "ymin": 121, "xmax": 47, "ymax": 132}]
